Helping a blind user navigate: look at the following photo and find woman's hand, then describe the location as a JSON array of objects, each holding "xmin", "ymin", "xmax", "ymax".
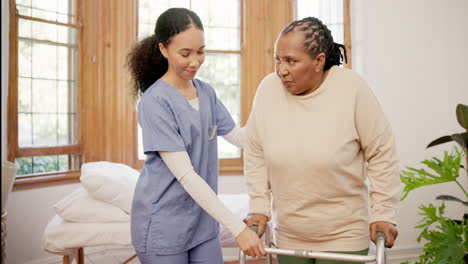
[
  {"xmin": 370, "ymin": 221, "xmax": 398, "ymax": 248},
  {"xmin": 243, "ymin": 213, "xmax": 269, "ymax": 237},
  {"xmin": 235, "ymin": 227, "xmax": 266, "ymax": 258}
]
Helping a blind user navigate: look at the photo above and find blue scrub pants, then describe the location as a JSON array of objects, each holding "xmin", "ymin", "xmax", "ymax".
[{"xmin": 136, "ymin": 237, "xmax": 223, "ymax": 264}]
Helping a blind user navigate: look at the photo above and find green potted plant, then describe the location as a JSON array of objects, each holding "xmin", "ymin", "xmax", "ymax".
[{"xmin": 400, "ymin": 104, "xmax": 468, "ymax": 264}]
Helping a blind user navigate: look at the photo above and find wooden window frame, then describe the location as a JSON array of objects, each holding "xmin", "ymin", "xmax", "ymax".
[
  {"xmin": 9, "ymin": 0, "xmax": 140, "ymax": 188},
  {"xmin": 8, "ymin": 0, "xmax": 84, "ymax": 186}
]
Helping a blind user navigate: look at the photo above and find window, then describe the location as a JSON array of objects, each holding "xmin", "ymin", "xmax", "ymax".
[
  {"xmin": 9, "ymin": 0, "xmax": 81, "ymax": 181},
  {"xmin": 296, "ymin": 0, "xmax": 352, "ymax": 67},
  {"xmin": 137, "ymin": 0, "xmax": 242, "ymax": 162}
]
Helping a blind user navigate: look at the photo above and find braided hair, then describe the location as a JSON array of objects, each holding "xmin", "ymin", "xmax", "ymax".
[
  {"xmin": 127, "ymin": 8, "xmax": 204, "ymax": 98},
  {"xmin": 281, "ymin": 17, "xmax": 347, "ymax": 70}
]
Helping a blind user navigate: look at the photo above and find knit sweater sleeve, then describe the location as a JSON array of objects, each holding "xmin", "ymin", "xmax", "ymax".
[
  {"xmin": 354, "ymin": 79, "xmax": 401, "ymax": 225},
  {"xmin": 244, "ymin": 78, "xmax": 272, "ymax": 220}
]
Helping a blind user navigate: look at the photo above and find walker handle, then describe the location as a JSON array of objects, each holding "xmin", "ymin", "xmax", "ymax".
[
  {"xmin": 240, "ymin": 228, "xmax": 387, "ymax": 264},
  {"xmin": 239, "ymin": 225, "xmax": 271, "ymax": 264},
  {"xmin": 375, "ymin": 232, "xmax": 387, "ymax": 264}
]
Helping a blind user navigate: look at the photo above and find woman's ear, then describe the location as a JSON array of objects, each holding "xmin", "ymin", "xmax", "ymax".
[
  {"xmin": 315, "ymin": 52, "xmax": 326, "ymax": 72},
  {"xmin": 158, "ymin": 43, "xmax": 168, "ymax": 59}
]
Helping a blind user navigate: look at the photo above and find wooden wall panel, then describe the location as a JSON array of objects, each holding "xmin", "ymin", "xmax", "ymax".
[
  {"xmin": 241, "ymin": 0, "xmax": 293, "ymax": 123},
  {"xmin": 344, "ymin": 0, "xmax": 352, "ymax": 68},
  {"xmin": 81, "ymin": 0, "xmax": 139, "ymax": 169},
  {"xmin": 8, "ymin": 0, "xmax": 18, "ymax": 162}
]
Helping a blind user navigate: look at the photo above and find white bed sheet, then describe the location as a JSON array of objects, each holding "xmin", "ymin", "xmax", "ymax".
[{"xmin": 42, "ymin": 193, "xmax": 250, "ymax": 255}]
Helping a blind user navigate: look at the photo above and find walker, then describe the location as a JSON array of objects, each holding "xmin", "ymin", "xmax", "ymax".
[{"xmin": 240, "ymin": 225, "xmax": 387, "ymax": 264}]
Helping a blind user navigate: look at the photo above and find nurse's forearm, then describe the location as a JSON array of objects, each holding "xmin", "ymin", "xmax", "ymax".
[
  {"xmin": 159, "ymin": 151, "xmax": 247, "ymax": 238},
  {"xmin": 222, "ymin": 125, "xmax": 245, "ymax": 148}
]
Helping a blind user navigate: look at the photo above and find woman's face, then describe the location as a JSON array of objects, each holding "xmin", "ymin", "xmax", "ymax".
[
  {"xmin": 159, "ymin": 25, "xmax": 205, "ymax": 81},
  {"xmin": 274, "ymin": 31, "xmax": 323, "ymax": 95}
]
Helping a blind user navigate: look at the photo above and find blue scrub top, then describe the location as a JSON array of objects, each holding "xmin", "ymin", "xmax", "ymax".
[{"xmin": 131, "ymin": 78, "xmax": 235, "ymax": 255}]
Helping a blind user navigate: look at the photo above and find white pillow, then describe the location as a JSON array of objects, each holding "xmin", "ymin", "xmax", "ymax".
[
  {"xmin": 54, "ymin": 187, "xmax": 130, "ymax": 222},
  {"xmin": 80, "ymin": 161, "xmax": 139, "ymax": 213}
]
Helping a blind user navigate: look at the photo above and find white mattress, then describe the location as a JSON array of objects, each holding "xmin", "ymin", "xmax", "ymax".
[{"xmin": 42, "ymin": 193, "xmax": 250, "ymax": 255}]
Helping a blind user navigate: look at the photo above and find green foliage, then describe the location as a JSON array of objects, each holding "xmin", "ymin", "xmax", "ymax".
[
  {"xmin": 416, "ymin": 207, "xmax": 467, "ymax": 264},
  {"xmin": 415, "ymin": 203, "xmax": 446, "ymax": 242},
  {"xmin": 399, "ymin": 104, "xmax": 468, "ymax": 264},
  {"xmin": 400, "ymin": 147, "xmax": 464, "ymax": 201},
  {"xmin": 15, "ymin": 155, "xmax": 70, "ymax": 176}
]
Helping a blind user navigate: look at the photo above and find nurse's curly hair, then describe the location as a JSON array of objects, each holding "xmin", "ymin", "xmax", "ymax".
[
  {"xmin": 281, "ymin": 17, "xmax": 347, "ymax": 71},
  {"xmin": 127, "ymin": 8, "xmax": 204, "ymax": 98}
]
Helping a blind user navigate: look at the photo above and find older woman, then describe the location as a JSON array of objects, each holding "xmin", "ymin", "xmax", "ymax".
[{"xmin": 244, "ymin": 17, "xmax": 400, "ymax": 264}]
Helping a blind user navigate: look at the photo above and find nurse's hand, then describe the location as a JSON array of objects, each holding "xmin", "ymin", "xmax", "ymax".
[
  {"xmin": 243, "ymin": 213, "xmax": 268, "ymax": 237},
  {"xmin": 235, "ymin": 227, "xmax": 266, "ymax": 258},
  {"xmin": 370, "ymin": 221, "xmax": 398, "ymax": 248}
]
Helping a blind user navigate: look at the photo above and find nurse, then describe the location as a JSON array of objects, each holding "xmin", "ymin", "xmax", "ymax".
[{"xmin": 126, "ymin": 8, "xmax": 265, "ymax": 264}]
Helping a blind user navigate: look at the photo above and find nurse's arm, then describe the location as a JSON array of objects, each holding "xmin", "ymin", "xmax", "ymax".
[
  {"xmin": 159, "ymin": 151, "xmax": 246, "ymax": 237},
  {"xmin": 222, "ymin": 125, "xmax": 245, "ymax": 148},
  {"xmin": 160, "ymin": 151, "xmax": 265, "ymax": 257}
]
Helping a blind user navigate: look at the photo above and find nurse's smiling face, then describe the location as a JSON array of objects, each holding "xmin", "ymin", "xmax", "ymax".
[{"xmin": 159, "ymin": 25, "xmax": 205, "ymax": 81}]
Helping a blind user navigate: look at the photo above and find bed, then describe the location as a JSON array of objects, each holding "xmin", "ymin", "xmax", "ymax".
[{"xmin": 42, "ymin": 193, "xmax": 250, "ymax": 264}]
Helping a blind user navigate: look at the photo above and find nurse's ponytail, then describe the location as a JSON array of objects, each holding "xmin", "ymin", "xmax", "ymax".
[
  {"xmin": 127, "ymin": 8, "xmax": 204, "ymax": 98},
  {"xmin": 127, "ymin": 35, "xmax": 166, "ymax": 98}
]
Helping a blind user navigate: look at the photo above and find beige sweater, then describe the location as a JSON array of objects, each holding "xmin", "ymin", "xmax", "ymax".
[{"xmin": 244, "ymin": 66, "xmax": 401, "ymax": 251}]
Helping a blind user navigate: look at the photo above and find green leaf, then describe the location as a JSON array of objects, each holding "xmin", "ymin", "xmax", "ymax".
[
  {"xmin": 427, "ymin": 135, "xmax": 454, "ymax": 148},
  {"xmin": 456, "ymin": 104, "xmax": 468, "ymax": 129},
  {"xmin": 451, "ymin": 132, "xmax": 468, "ymax": 149},
  {"xmin": 426, "ymin": 132, "xmax": 468, "ymax": 149},
  {"xmin": 417, "ymin": 218, "xmax": 466, "ymax": 264},
  {"xmin": 400, "ymin": 148, "xmax": 463, "ymax": 200},
  {"xmin": 436, "ymin": 195, "xmax": 468, "ymax": 206}
]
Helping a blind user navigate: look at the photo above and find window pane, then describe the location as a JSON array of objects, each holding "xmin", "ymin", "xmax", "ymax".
[
  {"xmin": 32, "ymin": 113, "xmax": 58, "ymax": 146},
  {"xmin": 16, "ymin": 0, "xmax": 76, "ymax": 24},
  {"xmin": 58, "ymin": 80, "xmax": 78, "ymax": 113},
  {"xmin": 138, "ymin": 0, "xmax": 190, "ymax": 39},
  {"xmin": 19, "ymin": 19, "xmax": 78, "ymax": 46},
  {"xmin": 15, "ymin": 154, "xmax": 81, "ymax": 177},
  {"xmin": 18, "ymin": 40, "xmax": 32, "ymax": 77},
  {"xmin": 17, "ymin": 16, "xmax": 79, "ymax": 149},
  {"xmin": 18, "ymin": 113, "xmax": 32, "ymax": 147},
  {"xmin": 32, "ymin": 43, "xmax": 58, "ymax": 79},
  {"xmin": 32, "ymin": 79, "xmax": 57, "ymax": 113},
  {"xmin": 18, "ymin": 77, "xmax": 32, "ymax": 113},
  {"xmin": 192, "ymin": 0, "xmax": 240, "ymax": 50},
  {"xmin": 296, "ymin": 0, "xmax": 344, "ymax": 44},
  {"xmin": 58, "ymin": 113, "xmax": 78, "ymax": 145},
  {"xmin": 197, "ymin": 53, "xmax": 241, "ymax": 158}
]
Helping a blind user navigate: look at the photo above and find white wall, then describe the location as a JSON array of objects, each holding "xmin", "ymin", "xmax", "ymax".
[
  {"xmin": 352, "ymin": 0, "xmax": 468, "ymax": 251},
  {"xmin": 5, "ymin": 184, "xmax": 81, "ymax": 264},
  {"xmin": 3, "ymin": 1, "xmax": 468, "ymax": 263}
]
